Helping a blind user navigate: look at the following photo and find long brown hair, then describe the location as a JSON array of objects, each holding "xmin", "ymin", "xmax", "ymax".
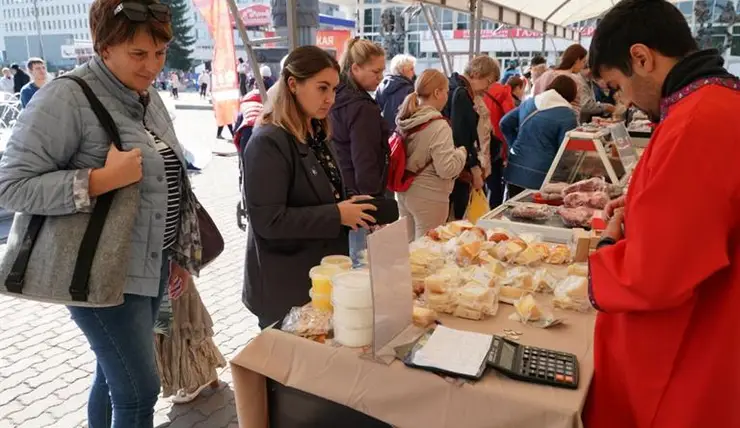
[
  {"xmin": 556, "ymin": 44, "xmax": 588, "ymax": 71},
  {"xmin": 261, "ymin": 46, "xmax": 340, "ymax": 143},
  {"xmin": 396, "ymin": 69, "xmax": 448, "ymax": 125},
  {"xmin": 339, "ymin": 38, "xmax": 385, "ymax": 88}
]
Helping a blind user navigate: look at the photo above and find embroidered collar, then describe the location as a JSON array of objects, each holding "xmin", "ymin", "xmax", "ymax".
[{"xmin": 660, "ymin": 76, "xmax": 740, "ymax": 121}]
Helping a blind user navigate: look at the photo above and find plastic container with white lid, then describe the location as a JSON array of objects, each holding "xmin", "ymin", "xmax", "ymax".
[
  {"xmin": 333, "ymin": 323, "xmax": 373, "ymax": 347},
  {"xmin": 320, "ymin": 255, "xmax": 353, "ymax": 271},
  {"xmin": 333, "ymin": 305, "xmax": 373, "ymax": 329},
  {"xmin": 331, "ymin": 271, "xmax": 372, "ymax": 309}
]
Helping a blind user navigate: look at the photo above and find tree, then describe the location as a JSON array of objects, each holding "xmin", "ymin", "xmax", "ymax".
[{"xmin": 163, "ymin": 0, "xmax": 195, "ymax": 71}]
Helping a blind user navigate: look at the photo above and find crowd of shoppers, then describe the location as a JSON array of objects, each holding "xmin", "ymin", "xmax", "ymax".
[{"xmin": 7, "ymin": 0, "xmax": 724, "ymax": 428}]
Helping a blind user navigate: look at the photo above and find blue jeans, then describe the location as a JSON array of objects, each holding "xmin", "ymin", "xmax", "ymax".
[
  {"xmin": 348, "ymin": 228, "xmax": 368, "ymax": 268},
  {"xmin": 68, "ymin": 253, "xmax": 169, "ymax": 428}
]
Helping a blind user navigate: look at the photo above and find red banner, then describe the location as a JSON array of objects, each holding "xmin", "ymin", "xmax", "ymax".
[
  {"xmin": 316, "ymin": 30, "xmax": 352, "ymax": 59},
  {"xmin": 192, "ymin": 0, "xmax": 240, "ymax": 126}
]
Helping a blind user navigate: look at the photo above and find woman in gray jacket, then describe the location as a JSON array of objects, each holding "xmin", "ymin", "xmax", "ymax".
[{"xmin": 0, "ymin": 2, "xmax": 205, "ymax": 426}]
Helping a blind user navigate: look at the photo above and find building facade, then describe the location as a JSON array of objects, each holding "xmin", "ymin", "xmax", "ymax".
[{"xmin": 0, "ymin": 0, "xmax": 94, "ymax": 68}]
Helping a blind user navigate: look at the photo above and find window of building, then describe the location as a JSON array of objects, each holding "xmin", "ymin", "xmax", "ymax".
[
  {"xmin": 407, "ymin": 13, "xmax": 427, "ymax": 32},
  {"xmin": 363, "ymin": 7, "xmax": 381, "ymax": 33},
  {"xmin": 439, "ymin": 9, "xmax": 453, "ymax": 31},
  {"xmin": 407, "ymin": 32, "xmax": 420, "ymax": 57},
  {"xmin": 457, "ymin": 13, "xmax": 469, "ymax": 30}
]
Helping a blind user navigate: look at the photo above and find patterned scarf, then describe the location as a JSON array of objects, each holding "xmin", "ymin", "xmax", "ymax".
[{"xmin": 155, "ymin": 170, "xmax": 204, "ymax": 336}]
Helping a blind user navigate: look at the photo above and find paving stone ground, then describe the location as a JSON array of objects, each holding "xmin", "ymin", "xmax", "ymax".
[{"xmin": 0, "ymin": 108, "xmax": 259, "ymax": 428}]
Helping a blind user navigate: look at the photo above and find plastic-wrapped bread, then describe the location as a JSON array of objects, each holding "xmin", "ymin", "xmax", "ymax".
[
  {"xmin": 556, "ymin": 276, "xmax": 588, "ymax": 298},
  {"xmin": 413, "ymin": 306, "xmax": 438, "ymax": 327},
  {"xmin": 457, "ymin": 283, "xmax": 499, "ymax": 316},
  {"xmin": 455, "ymin": 241, "xmax": 482, "ymax": 267},
  {"xmin": 567, "ymin": 263, "xmax": 589, "ymax": 277},
  {"xmin": 424, "ymin": 274, "xmax": 450, "ymax": 294},
  {"xmin": 478, "ymin": 255, "xmax": 507, "ymax": 277},
  {"xmin": 458, "ymin": 227, "xmax": 487, "ymax": 245},
  {"xmin": 503, "ymin": 267, "xmax": 535, "ymax": 291},
  {"xmin": 533, "ymin": 268, "xmax": 558, "ymax": 293},
  {"xmin": 513, "ymin": 245, "xmax": 542, "ymax": 265},
  {"xmin": 494, "ymin": 239, "xmax": 527, "ymax": 261},
  {"xmin": 546, "ymin": 245, "xmax": 572, "ymax": 264},
  {"xmin": 487, "ymin": 228, "xmax": 513, "ymax": 243},
  {"xmin": 500, "ymin": 286, "xmax": 527, "ymax": 300},
  {"xmin": 514, "ymin": 294, "xmax": 542, "ymax": 322},
  {"xmin": 531, "ymin": 243, "xmax": 551, "ymax": 261},
  {"xmin": 453, "ymin": 306, "xmax": 484, "ymax": 321}
]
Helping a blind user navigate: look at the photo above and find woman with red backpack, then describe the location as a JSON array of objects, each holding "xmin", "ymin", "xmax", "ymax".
[{"xmin": 394, "ymin": 69, "xmax": 467, "ymax": 240}]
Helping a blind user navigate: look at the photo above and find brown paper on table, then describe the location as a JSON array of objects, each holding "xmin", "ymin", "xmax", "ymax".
[{"xmin": 231, "ymin": 306, "xmax": 596, "ymax": 428}]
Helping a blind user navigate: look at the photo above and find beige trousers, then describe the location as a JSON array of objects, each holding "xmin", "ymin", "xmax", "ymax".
[{"xmin": 397, "ymin": 193, "xmax": 450, "ymax": 241}]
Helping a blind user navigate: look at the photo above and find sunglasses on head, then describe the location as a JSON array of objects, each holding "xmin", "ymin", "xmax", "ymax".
[{"xmin": 113, "ymin": 2, "xmax": 171, "ymax": 23}]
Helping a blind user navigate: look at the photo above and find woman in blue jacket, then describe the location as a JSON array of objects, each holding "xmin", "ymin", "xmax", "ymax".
[{"xmin": 501, "ymin": 75, "xmax": 579, "ymax": 198}]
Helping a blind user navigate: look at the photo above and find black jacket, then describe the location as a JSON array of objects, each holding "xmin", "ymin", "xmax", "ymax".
[
  {"xmin": 375, "ymin": 74, "xmax": 414, "ymax": 131},
  {"xmin": 13, "ymin": 70, "xmax": 29, "ymax": 94},
  {"xmin": 443, "ymin": 73, "xmax": 480, "ymax": 170},
  {"xmin": 242, "ymin": 124, "xmax": 349, "ymax": 328},
  {"xmin": 329, "ymin": 81, "xmax": 391, "ymax": 196}
]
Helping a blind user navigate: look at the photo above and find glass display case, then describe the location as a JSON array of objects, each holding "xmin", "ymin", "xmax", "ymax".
[{"xmin": 542, "ymin": 123, "xmax": 637, "ymax": 188}]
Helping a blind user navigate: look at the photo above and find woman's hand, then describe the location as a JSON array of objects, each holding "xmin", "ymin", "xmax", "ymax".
[
  {"xmin": 338, "ymin": 195, "xmax": 377, "ymax": 231},
  {"xmin": 89, "ymin": 146, "xmax": 143, "ymax": 197},
  {"xmin": 168, "ymin": 261, "xmax": 191, "ymax": 300},
  {"xmin": 471, "ymin": 166, "xmax": 484, "ymax": 190}
]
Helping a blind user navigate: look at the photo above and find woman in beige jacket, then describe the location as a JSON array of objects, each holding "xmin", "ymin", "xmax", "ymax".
[{"xmin": 395, "ymin": 69, "xmax": 467, "ymax": 240}]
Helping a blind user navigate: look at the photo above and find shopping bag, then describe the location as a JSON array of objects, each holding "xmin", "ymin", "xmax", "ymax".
[{"xmin": 465, "ymin": 189, "xmax": 489, "ymax": 224}]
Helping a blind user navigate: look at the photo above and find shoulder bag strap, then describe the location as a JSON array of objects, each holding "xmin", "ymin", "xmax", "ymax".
[
  {"xmin": 6, "ymin": 75, "xmax": 125, "ymax": 301},
  {"xmin": 520, "ymin": 108, "xmax": 542, "ymax": 128},
  {"xmin": 60, "ymin": 75, "xmax": 125, "ymax": 301},
  {"xmin": 409, "ymin": 116, "xmax": 448, "ymax": 175}
]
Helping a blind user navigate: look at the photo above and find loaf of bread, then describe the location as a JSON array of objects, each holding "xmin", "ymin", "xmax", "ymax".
[{"xmin": 514, "ymin": 294, "xmax": 542, "ymax": 321}]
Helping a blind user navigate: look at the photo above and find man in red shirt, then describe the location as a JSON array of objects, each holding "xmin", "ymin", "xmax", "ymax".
[{"xmin": 585, "ymin": 1, "xmax": 740, "ymax": 427}]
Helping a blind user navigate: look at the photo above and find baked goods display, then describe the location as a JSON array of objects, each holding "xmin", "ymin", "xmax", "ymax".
[{"xmin": 408, "ymin": 221, "xmax": 594, "ymax": 323}]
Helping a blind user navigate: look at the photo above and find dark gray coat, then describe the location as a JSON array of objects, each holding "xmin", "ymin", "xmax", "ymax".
[{"xmin": 242, "ymin": 124, "xmax": 348, "ymax": 327}]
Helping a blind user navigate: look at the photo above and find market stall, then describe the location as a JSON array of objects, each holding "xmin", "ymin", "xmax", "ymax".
[
  {"xmin": 232, "ymin": 307, "xmax": 595, "ymax": 428},
  {"xmin": 231, "ymin": 212, "xmax": 603, "ymax": 428}
]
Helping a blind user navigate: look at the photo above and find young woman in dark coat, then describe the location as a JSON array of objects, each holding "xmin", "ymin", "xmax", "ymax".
[{"xmin": 242, "ymin": 46, "xmax": 377, "ymax": 328}]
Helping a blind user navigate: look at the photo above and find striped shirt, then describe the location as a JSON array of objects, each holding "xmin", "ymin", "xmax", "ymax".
[{"xmin": 149, "ymin": 131, "xmax": 182, "ymax": 249}]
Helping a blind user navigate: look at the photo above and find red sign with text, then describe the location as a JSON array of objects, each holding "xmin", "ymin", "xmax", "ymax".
[
  {"xmin": 233, "ymin": 4, "xmax": 271, "ymax": 28},
  {"xmin": 316, "ymin": 30, "xmax": 352, "ymax": 59}
]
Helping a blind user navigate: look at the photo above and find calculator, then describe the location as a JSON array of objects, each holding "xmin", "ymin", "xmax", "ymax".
[{"xmin": 486, "ymin": 335, "xmax": 579, "ymax": 389}]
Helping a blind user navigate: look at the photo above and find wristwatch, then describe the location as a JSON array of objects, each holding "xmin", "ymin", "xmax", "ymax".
[{"xmin": 596, "ymin": 237, "xmax": 616, "ymax": 249}]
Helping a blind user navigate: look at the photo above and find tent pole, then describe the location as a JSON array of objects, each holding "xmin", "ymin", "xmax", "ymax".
[
  {"xmin": 474, "ymin": 0, "xmax": 482, "ymax": 55},
  {"xmin": 420, "ymin": 3, "xmax": 450, "ymax": 76},
  {"xmin": 286, "ymin": 0, "xmax": 298, "ymax": 51},
  {"xmin": 226, "ymin": 0, "xmax": 267, "ymax": 100},
  {"xmin": 428, "ymin": 4, "xmax": 453, "ymax": 70}
]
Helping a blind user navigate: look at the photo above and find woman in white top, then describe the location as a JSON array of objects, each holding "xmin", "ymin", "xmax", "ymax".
[{"xmin": 395, "ymin": 69, "xmax": 467, "ymax": 240}]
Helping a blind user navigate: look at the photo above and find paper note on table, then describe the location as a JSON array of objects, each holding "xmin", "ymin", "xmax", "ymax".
[{"xmin": 412, "ymin": 326, "xmax": 494, "ymax": 377}]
